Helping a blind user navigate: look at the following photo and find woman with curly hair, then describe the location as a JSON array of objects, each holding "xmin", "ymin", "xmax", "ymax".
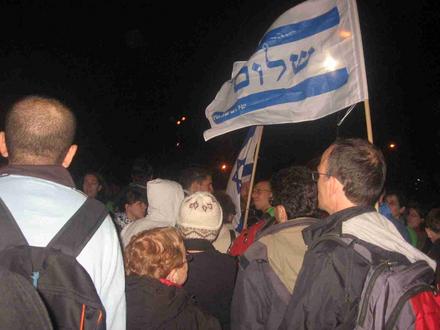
[{"xmin": 125, "ymin": 227, "xmax": 220, "ymax": 329}]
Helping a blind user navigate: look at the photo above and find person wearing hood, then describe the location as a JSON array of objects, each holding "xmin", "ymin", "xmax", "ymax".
[
  {"xmin": 121, "ymin": 178, "xmax": 184, "ymax": 247},
  {"xmin": 280, "ymin": 138, "xmax": 436, "ymax": 329}
]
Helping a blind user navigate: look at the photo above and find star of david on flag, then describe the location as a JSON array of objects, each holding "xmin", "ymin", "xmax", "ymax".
[{"xmin": 226, "ymin": 126, "xmax": 263, "ymax": 232}]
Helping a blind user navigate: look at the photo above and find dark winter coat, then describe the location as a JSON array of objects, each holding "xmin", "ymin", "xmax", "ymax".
[
  {"xmin": 184, "ymin": 239, "xmax": 237, "ymax": 330},
  {"xmin": 126, "ymin": 275, "xmax": 221, "ymax": 330},
  {"xmin": 280, "ymin": 206, "xmax": 412, "ymax": 330}
]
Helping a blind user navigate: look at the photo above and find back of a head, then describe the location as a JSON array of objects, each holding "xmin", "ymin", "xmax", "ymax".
[
  {"xmin": 5, "ymin": 95, "xmax": 76, "ymax": 165},
  {"xmin": 179, "ymin": 166, "xmax": 211, "ymax": 190},
  {"xmin": 271, "ymin": 166, "xmax": 318, "ymax": 219},
  {"xmin": 327, "ymin": 138, "xmax": 386, "ymax": 206},
  {"xmin": 213, "ymin": 190, "xmax": 237, "ymax": 223},
  {"xmin": 131, "ymin": 157, "xmax": 154, "ymax": 186},
  {"xmin": 124, "ymin": 227, "xmax": 185, "ymax": 279},
  {"xmin": 177, "ymin": 192, "xmax": 223, "ymax": 242},
  {"xmin": 426, "ymin": 208, "xmax": 440, "ymax": 234}
]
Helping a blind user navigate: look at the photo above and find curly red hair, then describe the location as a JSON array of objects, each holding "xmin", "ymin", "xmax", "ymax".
[{"xmin": 124, "ymin": 227, "xmax": 186, "ymax": 279}]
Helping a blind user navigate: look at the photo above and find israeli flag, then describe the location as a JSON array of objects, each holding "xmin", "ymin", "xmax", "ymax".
[
  {"xmin": 226, "ymin": 126, "xmax": 263, "ymax": 232},
  {"xmin": 204, "ymin": 0, "xmax": 368, "ymax": 141}
]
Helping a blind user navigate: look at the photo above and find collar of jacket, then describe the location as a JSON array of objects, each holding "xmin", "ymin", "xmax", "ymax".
[
  {"xmin": 257, "ymin": 217, "xmax": 319, "ymax": 240},
  {"xmin": 184, "ymin": 238, "xmax": 216, "ymax": 252},
  {"xmin": 302, "ymin": 205, "xmax": 376, "ymax": 245},
  {"xmin": 0, "ymin": 165, "xmax": 75, "ymax": 188}
]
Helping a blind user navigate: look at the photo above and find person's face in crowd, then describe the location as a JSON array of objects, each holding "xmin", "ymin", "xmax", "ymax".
[
  {"xmin": 83, "ymin": 174, "xmax": 102, "ymax": 198},
  {"xmin": 425, "ymin": 227, "xmax": 440, "ymax": 244},
  {"xmin": 385, "ymin": 194, "xmax": 404, "ymax": 220},
  {"xmin": 252, "ymin": 181, "xmax": 273, "ymax": 212},
  {"xmin": 125, "ymin": 201, "xmax": 147, "ymax": 221},
  {"xmin": 317, "ymin": 147, "xmax": 333, "ymax": 213},
  {"xmin": 407, "ymin": 208, "xmax": 423, "ymax": 230},
  {"xmin": 195, "ymin": 175, "xmax": 214, "ymax": 193}
]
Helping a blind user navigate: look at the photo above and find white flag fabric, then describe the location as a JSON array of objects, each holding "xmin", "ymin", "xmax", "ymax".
[
  {"xmin": 226, "ymin": 126, "xmax": 263, "ymax": 232},
  {"xmin": 204, "ymin": 0, "xmax": 368, "ymax": 141}
]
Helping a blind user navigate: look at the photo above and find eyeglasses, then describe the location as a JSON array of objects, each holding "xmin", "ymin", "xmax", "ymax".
[
  {"xmin": 311, "ymin": 171, "xmax": 330, "ymax": 182},
  {"xmin": 252, "ymin": 189, "xmax": 272, "ymax": 194}
]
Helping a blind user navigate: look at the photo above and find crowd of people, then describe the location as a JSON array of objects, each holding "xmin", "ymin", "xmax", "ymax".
[{"xmin": 0, "ymin": 95, "xmax": 439, "ymax": 329}]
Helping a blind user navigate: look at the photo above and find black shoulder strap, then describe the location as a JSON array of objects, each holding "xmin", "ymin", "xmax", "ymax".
[
  {"xmin": 310, "ymin": 233, "xmax": 374, "ymax": 263},
  {"xmin": 229, "ymin": 229, "xmax": 236, "ymax": 242},
  {"xmin": 0, "ymin": 198, "xmax": 29, "ymax": 251},
  {"xmin": 47, "ymin": 198, "xmax": 108, "ymax": 258}
]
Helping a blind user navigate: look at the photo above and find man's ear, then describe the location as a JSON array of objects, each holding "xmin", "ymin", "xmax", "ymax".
[
  {"xmin": 62, "ymin": 144, "xmax": 78, "ymax": 168},
  {"xmin": 274, "ymin": 205, "xmax": 288, "ymax": 223},
  {"xmin": 0, "ymin": 132, "xmax": 9, "ymax": 158}
]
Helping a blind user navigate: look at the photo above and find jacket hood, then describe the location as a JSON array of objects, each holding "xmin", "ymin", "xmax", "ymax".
[
  {"xmin": 303, "ymin": 206, "xmax": 436, "ymax": 270},
  {"xmin": 145, "ymin": 178, "xmax": 184, "ymax": 227},
  {"xmin": 343, "ymin": 211, "xmax": 436, "ymax": 270}
]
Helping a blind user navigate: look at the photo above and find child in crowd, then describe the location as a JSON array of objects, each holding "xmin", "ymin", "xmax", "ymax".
[{"xmin": 124, "ymin": 227, "xmax": 220, "ymax": 329}]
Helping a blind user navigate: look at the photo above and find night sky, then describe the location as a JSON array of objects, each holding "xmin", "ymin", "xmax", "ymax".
[{"xmin": 0, "ymin": 1, "xmax": 439, "ymax": 204}]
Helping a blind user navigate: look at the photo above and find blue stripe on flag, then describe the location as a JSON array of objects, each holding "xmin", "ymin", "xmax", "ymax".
[
  {"xmin": 257, "ymin": 7, "xmax": 340, "ymax": 50},
  {"xmin": 213, "ymin": 68, "xmax": 348, "ymax": 124},
  {"xmin": 242, "ymin": 163, "xmax": 253, "ymax": 177}
]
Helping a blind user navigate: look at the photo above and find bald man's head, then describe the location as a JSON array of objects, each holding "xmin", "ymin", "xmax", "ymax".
[{"xmin": 4, "ymin": 96, "xmax": 76, "ymax": 165}]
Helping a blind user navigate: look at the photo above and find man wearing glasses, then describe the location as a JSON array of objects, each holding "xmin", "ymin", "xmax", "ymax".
[{"xmin": 280, "ymin": 138, "xmax": 435, "ymax": 329}]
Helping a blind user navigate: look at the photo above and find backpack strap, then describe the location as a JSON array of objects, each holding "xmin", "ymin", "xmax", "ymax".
[
  {"xmin": 310, "ymin": 233, "xmax": 374, "ymax": 263},
  {"xmin": 47, "ymin": 198, "xmax": 108, "ymax": 258},
  {"xmin": 0, "ymin": 198, "xmax": 29, "ymax": 251}
]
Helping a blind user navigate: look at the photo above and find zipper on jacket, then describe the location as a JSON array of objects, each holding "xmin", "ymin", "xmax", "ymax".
[{"xmin": 357, "ymin": 261, "xmax": 394, "ymax": 326}]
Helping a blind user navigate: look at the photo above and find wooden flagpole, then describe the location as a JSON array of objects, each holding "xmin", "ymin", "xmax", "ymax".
[
  {"xmin": 364, "ymin": 99, "xmax": 374, "ymax": 143},
  {"xmin": 242, "ymin": 125, "xmax": 264, "ymax": 230}
]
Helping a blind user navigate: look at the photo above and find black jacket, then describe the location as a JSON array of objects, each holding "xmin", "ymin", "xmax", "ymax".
[
  {"xmin": 184, "ymin": 239, "xmax": 237, "ymax": 330},
  {"xmin": 280, "ymin": 206, "xmax": 410, "ymax": 330},
  {"xmin": 126, "ymin": 275, "xmax": 221, "ymax": 330}
]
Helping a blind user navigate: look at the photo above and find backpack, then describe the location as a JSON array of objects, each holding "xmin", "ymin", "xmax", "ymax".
[
  {"xmin": 0, "ymin": 197, "xmax": 108, "ymax": 330},
  {"xmin": 228, "ymin": 214, "xmax": 275, "ymax": 257},
  {"xmin": 318, "ymin": 234, "xmax": 440, "ymax": 330}
]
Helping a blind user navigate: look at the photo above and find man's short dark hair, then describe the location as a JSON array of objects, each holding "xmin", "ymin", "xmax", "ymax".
[
  {"xmin": 213, "ymin": 190, "xmax": 237, "ymax": 223},
  {"xmin": 5, "ymin": 95, "xmax": 76, "ymax": 164},
  {"xmin": 271, "ymin": 166, "xmax": 318, "ymax": 219},
  {"xmin": 384, "ymin": 189, "xmax": 407, "ymax": 208},
  {"xmin": 116, "ymin": 186, "xmax": 147, "ymax": 212},
  {"xmin": 426, "ymin": 208, "xmax": 440, "ymax": 233},
  {"xmin": 131, "ymin": 157, "xmax": 154, "ymax": 185},
  {"xmin": 179, "ymin": 166, "xmax": 211, "ymax": 190},
  {"xmin": 327, "ymin": 138, "xmax": 386, "ymax": 206}
]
